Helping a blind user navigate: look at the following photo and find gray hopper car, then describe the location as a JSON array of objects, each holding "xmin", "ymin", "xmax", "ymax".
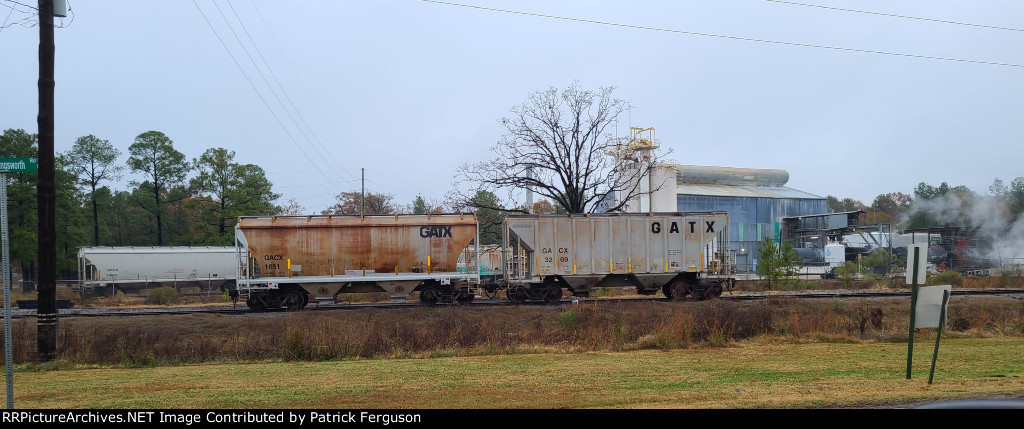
[{"xmin": 499, "ymin": 212, "xmax": 733, "ymax": 302}]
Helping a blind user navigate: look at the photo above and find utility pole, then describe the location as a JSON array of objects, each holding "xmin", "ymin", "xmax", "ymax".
[
  {"xmin": 37, "ymin": 0, "xmax": 58, "ymax": 361},
  {"xmin": 525, "ymin": 165, "xmax": 533, "ymax": 213},
  {"xmin": 361, "ymin": 168, "xmax": 365, "ymax": 215}
]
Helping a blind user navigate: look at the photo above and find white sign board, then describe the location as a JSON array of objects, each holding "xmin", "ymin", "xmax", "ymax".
[
  {"xmin": 906, "ymin": 243, "xmax": 928, "ymax": 284},
  {"xmin": 914, "ymin": 285, "xmax": 952, "ymax": 329}
]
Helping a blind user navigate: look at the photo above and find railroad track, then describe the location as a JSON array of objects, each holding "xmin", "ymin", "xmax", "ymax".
[{"xmin": 5, "ymin": 288, "xmax": 1023, "ymax": 319}]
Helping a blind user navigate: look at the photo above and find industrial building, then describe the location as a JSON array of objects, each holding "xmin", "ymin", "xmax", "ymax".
[{"xmin": 612, "ymin": 128, "xmax": 827, "ymax": 272}]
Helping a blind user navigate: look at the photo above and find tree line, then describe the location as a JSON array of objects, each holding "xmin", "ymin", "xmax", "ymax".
[
  {"xmin": 11, "ymin": 83, "xmax": 1009, "ymax": 282},
  {"xmin": 826, "ymin": 178, "xmax": 1024, "ymax": 230},
  {"xmin": 1, "ymin": 128, "xmax": 280, "ymax": 280},
  {"xmin": 1, "ymin": 128, "xmax": 541, "ymax": 281}
]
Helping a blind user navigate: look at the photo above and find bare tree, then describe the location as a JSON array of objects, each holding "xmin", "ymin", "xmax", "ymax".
[
  {"xmin": 454, "ymin": 82, "xmax": 665, "ymax": 214},
  {"xmin": 322, "ymin": 191, "xmax": 398, "ymax": 215},
  {"xmin": 275, "ymin": 198, "xmax": 306, "ymax": 216}
]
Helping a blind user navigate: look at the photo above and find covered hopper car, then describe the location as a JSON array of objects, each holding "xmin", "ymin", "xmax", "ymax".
[
  {"xmin": 233, "ymin": 213, "xmax": 482, "ymax": 310},
  {"xmin": 77, "ymin": 246, "xmax": 237, "ymax": 295},
  {"xmin": 232, "ymin": 212, "xmax": 735, "ymax": 310},
  {"xmin": 498, "ymin": 212, "xmax": 734, "ymax": 302}
]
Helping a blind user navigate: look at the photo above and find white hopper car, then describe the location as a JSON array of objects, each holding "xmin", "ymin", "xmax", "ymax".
[{"xmin": 77, "ymin": 246, "xmax": 237, "ymax": 295}]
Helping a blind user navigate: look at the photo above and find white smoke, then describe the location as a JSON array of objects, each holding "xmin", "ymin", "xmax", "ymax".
[{"xmin": 899, "ymin": 192, "xmax": 1024, "ymax": 269}]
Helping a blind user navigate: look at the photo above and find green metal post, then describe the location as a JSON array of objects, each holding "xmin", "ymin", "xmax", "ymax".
[
  {"xmin": 906, "ymin": 246, "xmax": 920, "ymax": 379},
  {"xmin": 928, "ymin": 290, "xmax": 950, "ymax": 384}
]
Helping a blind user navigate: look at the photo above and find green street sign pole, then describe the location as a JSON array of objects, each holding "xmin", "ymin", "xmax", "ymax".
[
  {"xmin": 1, "ymin": 159, "xmax": 32, "ymax": 408},
  {"xmin": 3, "ymin": 174, "xmax": 12, "ymax": 409},
  {"xmin": 906, "ymin": 246, "xmax": 920, "ymax": 380},
  {"xmin": 928, "ymin": 290, "xmax": 950, "ymax": 384}
]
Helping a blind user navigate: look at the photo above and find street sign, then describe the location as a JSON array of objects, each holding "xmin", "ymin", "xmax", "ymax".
[
  {"xmin": 906, "ymin": 243, "xmax": 927, "ymax": 284},
  {"xmin": 914, "ymin": 285, "xmax": 952, "ymax": 329},
  {"xmin": 0, "ymin": 158, "xmax": 37, "ymax": 173}
]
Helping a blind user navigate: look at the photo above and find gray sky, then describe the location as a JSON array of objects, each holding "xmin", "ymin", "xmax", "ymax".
[{"xmin": 2, "ymin": 0, "xmax": 1022, "ymax": 214}]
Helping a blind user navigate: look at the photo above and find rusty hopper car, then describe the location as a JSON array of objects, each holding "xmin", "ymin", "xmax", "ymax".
[
  {"xmin": 234, "ymin": 213, "xmax": 481, "ymax": 310},
  {"xmin": 501, "ymin": 212, "xmax": 733, "ymax": 302}
]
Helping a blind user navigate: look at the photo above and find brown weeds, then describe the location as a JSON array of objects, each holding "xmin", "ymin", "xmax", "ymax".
[{"xmin": 4, "ymin": 295, "xmax": 1023, "ymax": 366}]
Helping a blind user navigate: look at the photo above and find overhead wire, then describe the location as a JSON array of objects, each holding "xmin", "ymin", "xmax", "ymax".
[
  {"xmin": 1, "ymin": 0, "xmax": 73, "ymax": 30},
  {"xmin": 1, "ymin": 0, "xmax": 35, "ymax": 11},
  {"xmin": 1, "ymin": 0, "xmax": 35, "ymax": 29},
  {"xmin": 230, "ymin": 0, "xmax": 357, "ymax": 185},
  {"xmin": 246, "ymin": 1, "xmax": 428, "ymax": 206},
  {"xmin": 762, "ymin": 0, "xmax": 1024, "ymax": 33},
  {"xmin": 416, "ymin": 0, "xmax": 1023, "ymax": 68},
  {"xmin": 0, "ymin": 4, "xmax": 14, "ymax": 32},
  {"xmin": 191, "ymin": 0, "xmax": 343, "ymax": 193},
  {"xmin": 216, "ymin": 0, "xmax": 355, "ymax": 186}
]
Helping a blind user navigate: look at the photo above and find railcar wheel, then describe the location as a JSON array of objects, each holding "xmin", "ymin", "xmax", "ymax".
[
  {"xmin": 456, "ymin": 288, "xmax": 475, "ymax": 304},
  {"xmin": 246, "ymin": 297, "xmax": 266, "ymax": 311},
  {"xmin": 670, "ymin": 282, "xmax": 689, "ymax": 301},
  {"xmin": 282, "ymin": 291, "xmax": 305, "ymax": 311},
  {"xmin": 544, "ymin": 285, "xmax": 562, "ymax": 303},
  {"xmin": 221, "ymin": 280, "xmax": 236, "ymax": 293},
  {"xmin": 419, "ymin": 287, "xmax": 439, "ymax": 304},
  {"xmin": 690, "ymin": 284, "xmax": 710, "ymax": 301},
  {"xmin": 711, "ymin": 282, "xmax": 723, "ymax": 298},
  {"xmin": 507, "ymin": 287, "xmax": 526, "ymax": 304}
]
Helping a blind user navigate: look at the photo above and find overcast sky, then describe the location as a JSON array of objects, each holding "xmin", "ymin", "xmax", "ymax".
[{"xmin": 2, "ymin": 0, "xmax": 1022, "ymax": 214}]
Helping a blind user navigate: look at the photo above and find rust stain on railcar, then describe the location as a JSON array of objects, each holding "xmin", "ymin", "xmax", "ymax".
[{"xmin": 237, "ymin": 214, "xmax": 478, "ymax": 277}]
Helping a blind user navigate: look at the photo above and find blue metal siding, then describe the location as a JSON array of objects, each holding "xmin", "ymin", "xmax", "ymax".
[{"xmin": 677, "ymin": 195, "xmax": 826, "ymax": 272}]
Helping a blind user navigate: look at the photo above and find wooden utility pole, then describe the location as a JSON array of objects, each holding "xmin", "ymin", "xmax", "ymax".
[{"xmin": 37, "ymin": 0, "xmax": 58, "ymax": 361}]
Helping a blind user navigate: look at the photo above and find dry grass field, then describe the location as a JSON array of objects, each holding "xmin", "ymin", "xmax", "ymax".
[{"xmin": 2, "ymin": 277, "xmax": 1023, "ymax": 409}]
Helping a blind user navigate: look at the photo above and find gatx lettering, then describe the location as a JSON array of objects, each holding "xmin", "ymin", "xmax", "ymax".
[
  {"xmin": 651, "ymin": 221, "xmax": 714, "ymax": 233},
  {"xmin": 419, "ymin": 225, "xmax": 453, "ymax": 238}
]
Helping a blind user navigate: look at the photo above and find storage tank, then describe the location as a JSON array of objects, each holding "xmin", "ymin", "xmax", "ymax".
[
  {"xmin": 234, "ymin": 214, "xmax": 481, "ymax": 309},
  {"xmin": 501, "ymin": 212, "xmax": 732, "ymax": 301}
]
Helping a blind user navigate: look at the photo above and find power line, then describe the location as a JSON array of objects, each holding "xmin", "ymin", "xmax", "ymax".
[
  {"xmin": 763, "ymin": 0, "xmax": 1024, "ymax": 33},
  {"xmin": 0, "ymin": 5, "xmax": 14, "ymax": 32},
  {"xmin": 1, "ymin": 0, "xmax": 35, "ymax": 30},
  {"xmin": 1, "ymin": 0, "xmax": 36, "ymax": 11},
  {"xmin": 0, "ymin": 0, "xmax": 71, "ymax": 28},
  {"xmin": 417, "ymin": 0, "xmax": 1024, "ymax": 68},
  {"xmin": 210, "ymin": 0, "xmax": 338, "ymax": 181},
  {"xmin": 191, "ymin": 0, "xmax": 342, "ymax": 191},
  {"xmin": 227, "ymin": 0, "xmax": 357, "ymax": 184},
  {"xmin": 249, "ymin": 0, "xmax": 360, "ymax": 183}
]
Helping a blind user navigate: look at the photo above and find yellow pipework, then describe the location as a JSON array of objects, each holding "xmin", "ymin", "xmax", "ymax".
[
  {"xmin": 428, "ymin": 256, "xmax": 431, "ymax": 274},
  {"xmin": 288, "ymin": 259, "xmax": 292, "ymax": 278}
]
